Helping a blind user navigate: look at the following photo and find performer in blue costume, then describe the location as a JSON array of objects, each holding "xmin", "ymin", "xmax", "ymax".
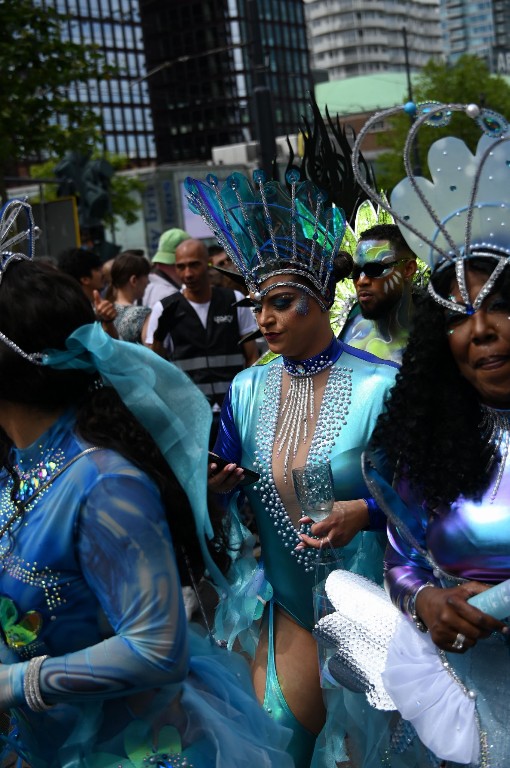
[
  {"xmin": 185, "ymin": 172, "xmax": 399, "ymax": 766},
  {"xmin": 354, "ymin": 103, "xmax": 510, "ymax": 767},
  {"xmin": 0, "ymin": 200, "xmax": 293, "ymax": 768}
]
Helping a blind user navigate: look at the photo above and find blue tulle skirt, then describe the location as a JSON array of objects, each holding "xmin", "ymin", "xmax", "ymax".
[{"xmin": 3, "ymin": 629, "xmax": 293, "ymax": 768}]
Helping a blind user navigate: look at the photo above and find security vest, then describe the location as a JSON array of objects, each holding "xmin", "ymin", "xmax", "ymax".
[{"xmin": 155, "ymin": 288, "xmax": 245, "ymax": 406}]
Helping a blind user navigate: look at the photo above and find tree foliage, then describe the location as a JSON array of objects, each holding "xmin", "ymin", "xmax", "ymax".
[
  {"xmin": 375, "ymin": 55, "xmax": 510, "ymax": 192},
  {"xmin": 0, "ymin": 0, "xmax": 115, "ymax": 201},
  {"xmin": 29, "ymin": 156, "xmax": 144, "ymax": 229}
]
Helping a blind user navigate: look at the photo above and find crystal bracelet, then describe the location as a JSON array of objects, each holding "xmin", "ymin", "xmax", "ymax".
[
  {"xmin": 407, "ymin": 582, "xmax": 436, "ymax": 633},
  {"xmin": 23, "ymin": 654, "xmax": 52, "ymax": 712}
]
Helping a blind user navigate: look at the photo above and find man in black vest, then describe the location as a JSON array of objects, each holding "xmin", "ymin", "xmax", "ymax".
[
  {"xmin": 147, "ymin": 239, "xmax": 259, "ymax": 439},
  {"xmin": 143, "ymin": 228, "xmax": 190, "ymax": 309}
]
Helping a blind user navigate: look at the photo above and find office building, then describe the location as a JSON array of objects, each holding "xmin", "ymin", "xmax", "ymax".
[
  {"xmin": 304, "ymin": 0, "xmax": 442, "ymax": 80},
  {"xmin": 138, "ymin": 0, "xmax": 312, "ymax": 164},
  {"xmin": 440, "ymin": 0, "xmax": 510, "ymax": 72},
  {"xmin": 48, "ymin": 0, "xmax": 156, "ymax": 163}
]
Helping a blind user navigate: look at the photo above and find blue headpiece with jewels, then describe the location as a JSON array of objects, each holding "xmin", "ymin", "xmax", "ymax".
[
  {"xmin": 184, "ymin": 170, "xmax": 347, "ymax": 310},
  {"xmin": 352, "ymin": 102, "xmax": 510, "ymax": 315}
]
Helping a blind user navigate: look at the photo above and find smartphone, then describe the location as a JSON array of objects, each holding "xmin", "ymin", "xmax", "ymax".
[{"xmin": 208, "ymin": 451, "xmax": 260, "ymax": 486}]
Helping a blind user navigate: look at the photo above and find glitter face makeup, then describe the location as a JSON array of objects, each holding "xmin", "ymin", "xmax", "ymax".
[
  {"xmin": 251, "ymin": 276, "xmax": 333, "ymax": 360},
  {"xmin": 295, "ymin": 295, "xmax": 309, "ymax": 316},
  {"xmin": 351, "ymin": 240, "xmax": 411, "ymax": 322}
]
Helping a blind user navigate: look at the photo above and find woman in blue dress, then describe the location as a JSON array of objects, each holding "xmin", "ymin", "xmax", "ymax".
[
  {"xmin": 185, "ymin": 172, "xmax": 399, "ymax": 767},
  {"xmin": 0, "ymin": 200, "xmax": 293, "ymax": 768}
]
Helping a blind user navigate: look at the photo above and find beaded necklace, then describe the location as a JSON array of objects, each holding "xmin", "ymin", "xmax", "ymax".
[
  {"xmin": 277, "ymin": 336, "xmax": 345, "ymax": 482},
  {"xmin": 252, "ymin": 338, "xmax": 352, "ymax": 572},
  {"xmin": 0, "ymin": 446, "xmax": 102, "ymax": 560}
]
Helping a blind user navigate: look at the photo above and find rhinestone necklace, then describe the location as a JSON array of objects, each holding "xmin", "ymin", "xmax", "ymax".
[
  {"xmin": 0, "ymin": 446, "xmax": 103, "ymax": 559},
  {"xmin": 252, "ymin": 344, "xmax": 353, "ymax": 573},
  {"xmin": 479, "ymin": 404, "xmax": 510, "ymax": 502},
  {"xmin": 277, "ymin": 336, "xmax": 344, "ymax": 482}
]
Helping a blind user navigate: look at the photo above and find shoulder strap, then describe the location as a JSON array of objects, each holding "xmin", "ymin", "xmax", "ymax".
[{"xmin": 153, "ymin": 268, "xmax": 179, "ymax": 289}]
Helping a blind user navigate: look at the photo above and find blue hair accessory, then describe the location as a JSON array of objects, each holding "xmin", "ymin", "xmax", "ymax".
[
  {"xmin": 184, "ymin": 170, "xmax": 347, "ymax": 310},
  {"xmin": 42, "ymin": 323, "xmax": 227, "ymax": 591}
]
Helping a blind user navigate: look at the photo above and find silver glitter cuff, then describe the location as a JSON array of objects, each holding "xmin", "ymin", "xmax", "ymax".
[
  {"xmin": 407, "ymin": 581, "xmax": 436, "ymax": 633},
  {"xmin": 23, "ymin": 654, "xmax": 51, "ymax": 712}
]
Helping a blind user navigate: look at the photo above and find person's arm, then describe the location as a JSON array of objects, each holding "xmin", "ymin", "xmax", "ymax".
[
  {"xmin": 0, "ymin": 473, "xmax": 189, "ymax": 710},
  {"xmin": 140, "ymin": 311, "xmax": 152, "ymax": 344},
  {"xmin": 93, "ymin": 290, "xmax": 118, "ymax": 339},
  {"xmin": 208, "ymin": 387, "xmax": 246, "ymax": 493},
  {"xmin": 144, "ymin": 301, "xmax": 164, "ymax": 349},
  {"xmin": 386, "ymin": 498, "xmax": 506, "ymax": 652}
]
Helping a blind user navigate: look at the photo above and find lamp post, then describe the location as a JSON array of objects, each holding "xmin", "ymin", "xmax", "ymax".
[{"xmin": 402, "ymin": 27, "xmax": 422, "ymax": 175}]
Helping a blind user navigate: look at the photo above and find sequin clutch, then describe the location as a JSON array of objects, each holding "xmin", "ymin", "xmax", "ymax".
[{"xmin": 313, "ymin": 570, "xmax": 402, "ymax": 710}]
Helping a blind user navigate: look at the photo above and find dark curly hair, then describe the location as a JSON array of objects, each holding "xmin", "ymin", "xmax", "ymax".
[
  {"xmin": 0, "ymin": 260, "xmax": 228, "ymax": 581},
  {"xmin": 370, "ymin": 258, "xmax": 509, "ymax": 507}
]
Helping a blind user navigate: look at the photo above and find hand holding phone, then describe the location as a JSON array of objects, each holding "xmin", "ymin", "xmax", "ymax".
[{"xmin": 208, "ymin": 451, "xmax": 260, "ymax": 487}]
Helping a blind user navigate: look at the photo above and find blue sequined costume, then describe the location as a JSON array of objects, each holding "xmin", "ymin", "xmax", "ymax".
[
  {"xmin": 0, "ymin": 410, "xmax": 293, "ymax": 768},
  {"xmin": 214, "ymin": 339, "xmax": 398, "ymax": 767}
]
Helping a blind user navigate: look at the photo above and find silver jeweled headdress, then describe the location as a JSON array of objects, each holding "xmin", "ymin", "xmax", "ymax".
[
  {"xmin": 352, "ymin": 102, "xmax": 510, "ymax": 315},
  {"xmin": 184, "ymin": 170, "xmax": 346, "ymax": 310},
  {"xmin": 0, "ymin": 199, "xmax": 43, "ymax": 364}
]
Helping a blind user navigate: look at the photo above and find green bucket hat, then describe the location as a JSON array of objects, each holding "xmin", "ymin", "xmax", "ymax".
[{"xmin": 152, "ymin": 228, "xmax": 191, "ymax": 265}]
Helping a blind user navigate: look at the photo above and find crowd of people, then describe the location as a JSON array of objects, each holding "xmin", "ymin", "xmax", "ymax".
[{"xmin": 0, "ymin": 100, "xmax": 508, "ymax": 768}]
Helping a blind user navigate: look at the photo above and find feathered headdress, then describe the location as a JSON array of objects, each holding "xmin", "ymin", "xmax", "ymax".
[{"xmin": 185, "ymin": 170, "xmax": 346, "ymax": 310}]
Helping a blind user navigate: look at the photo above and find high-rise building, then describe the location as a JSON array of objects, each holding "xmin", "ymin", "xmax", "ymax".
[
  {"xmin": 138, "ymin": 0, "xmax": 312, "ymax": 164},
  {"xmin": 304, "ymin": 0, "xmax": 442, "ymax": 80},
  {"xmin": 440, "ymin": 1, "xmax": 510, "ymax": 72},
  {"xmin": 47, "ymin": 1, "xmax": 312, "ymax": 167},
  {"xmin": 49, "ymin": 0, "xmax": 156, "ymax": 163}
]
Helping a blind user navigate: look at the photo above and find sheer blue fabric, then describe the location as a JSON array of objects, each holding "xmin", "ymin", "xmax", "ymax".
[
  {"xmin": 0, "ymin": 412, "xmax": 293, "ymax": 768},
  {"xmin": 42, "ymin": 322, "xmax": 225, "ymax": 589}
]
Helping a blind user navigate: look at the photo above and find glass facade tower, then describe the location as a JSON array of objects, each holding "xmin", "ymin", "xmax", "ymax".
[
  {"xmin": 45, "ymin": 0, "xmax": 156, "ymax": 162},
  {"xmin": 138, "ymin": 0, "xmax": 312, "ymax": 163},
  {"xmin": 304, "ymin": 0, "xmax": 442, "ymax": 80},
  {"xmin": 440, "ymin": 1, "xmax": 510, "ymax": 70}
]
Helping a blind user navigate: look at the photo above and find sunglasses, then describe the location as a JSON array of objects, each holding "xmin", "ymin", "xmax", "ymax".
[{"xmin": 350, "ymin": 259, "xmax": 406, "ymax": 281}]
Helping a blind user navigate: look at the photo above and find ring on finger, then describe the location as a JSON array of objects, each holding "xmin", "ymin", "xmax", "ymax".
[{"xmin": 452, "ymin": 632, "xmax": 466, "ymax": 650}]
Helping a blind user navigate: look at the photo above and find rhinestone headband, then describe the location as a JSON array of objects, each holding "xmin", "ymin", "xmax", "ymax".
[
  {"xmin": 0, "ymin": 198, "xmax": 39, "ymax": 282},
  {"xmin": 185, "ymin": 170, "xmax": 347, "ymax": 310},
  {"xmin": 352, "ymin": 102, "xmax": 510, "ymax": 315},
  {"xmin": 0, "ymin": 199, "xmax": 42, "ymax": 363}
]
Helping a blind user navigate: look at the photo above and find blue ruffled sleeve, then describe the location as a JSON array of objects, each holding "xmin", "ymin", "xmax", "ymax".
[{"xmin": 0, "ymin": 473, "xmax": 188, "ymax": 709}]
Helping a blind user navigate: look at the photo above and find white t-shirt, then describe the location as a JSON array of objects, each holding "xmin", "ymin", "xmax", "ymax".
[{"xmin": 145, "ymin": 289, "xmax": 257, "ymax": 348}]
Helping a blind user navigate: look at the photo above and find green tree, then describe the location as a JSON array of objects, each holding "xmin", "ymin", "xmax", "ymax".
[
  {"xmin": 375, "ymin": 55, "xmax": 510, "ymax": 192},
  {"xmin": 29, "ymin": 155, "xmax": 144, "ymax": 231},
  {"xmin": 0, "ymin": 0, "xmax": 114, "ymax": 202}
]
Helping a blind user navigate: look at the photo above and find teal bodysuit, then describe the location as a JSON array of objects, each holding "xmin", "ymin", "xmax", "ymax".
[{"xmin": 214, "ymin": 339, "xmax": 398, "ymax": 766}]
